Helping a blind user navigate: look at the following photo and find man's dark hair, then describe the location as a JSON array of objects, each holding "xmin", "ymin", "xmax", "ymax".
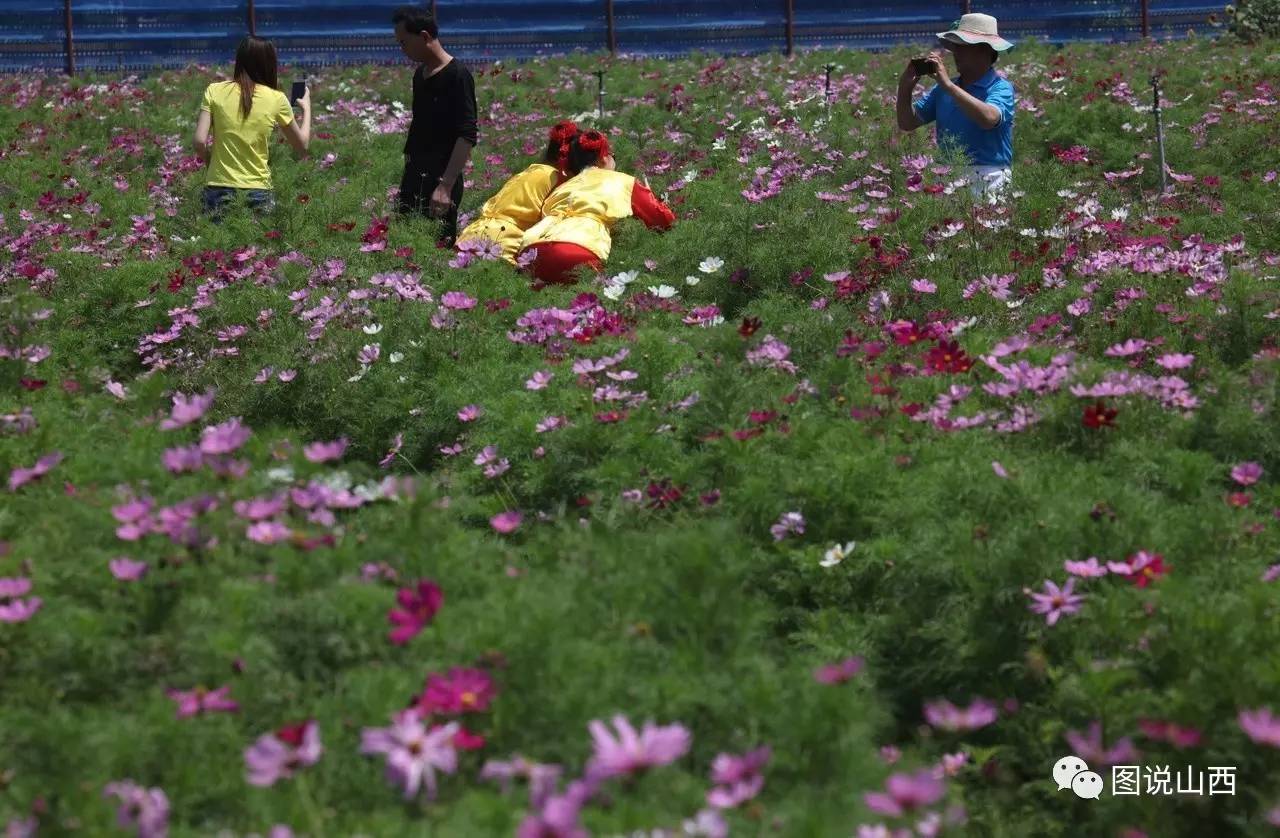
[{"xmin": 391, "ymin": 6, "xmax": 438, "ymax": 39}]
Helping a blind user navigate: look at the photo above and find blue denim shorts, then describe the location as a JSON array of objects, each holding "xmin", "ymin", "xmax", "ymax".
[{"xmin": 202, "ymin": 186, "xmax": 276, "ymax": 218}]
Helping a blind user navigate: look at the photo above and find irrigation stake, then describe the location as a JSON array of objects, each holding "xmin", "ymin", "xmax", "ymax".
[{"xmin": 1151, "ymin": 73, "xmax": 1168, "ymax": 193}]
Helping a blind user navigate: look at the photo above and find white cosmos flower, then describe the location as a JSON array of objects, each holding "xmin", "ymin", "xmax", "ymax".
[
  {"xmin": 389, "ymin": 352, "xmax": 404, "ymax": 363},
  {"xmin": 952, "ymin": 316, "xmax": 979, "ymax": 335},
  {"xmin": 685, "ymin": 275, "xmax": 700, "ymax": 286},
  {"xmin": 266, "ymin": 466, "xmax": 294, "ymax": 483},
  {"xmin": 1111, "ymin": 207, "xmax": 1129, "ymax": 221},
  {"xmin": 611, "ymin": 270, "xmax": 640, "ymax": 285},
  {"xmin": 348, "ymin": 367, "xmax": 367, "ymax": 383},
  {"xmin": 363, "ymin": 323, "xmax": 383, "ymax": 334},
  {"xmin": 648, "ymin": 284, "xmax": 677, "ymax": 299},
  {"xmin": 699, "ymin": 256, "xmax": 724, "ymax": 274},
  {"xmin": 821, "ymin": 541, "xmax": 855, "ymax": 567},
  {"xmin": 602, "ymin": 282, "xmax": 626, "ymax": 301}
]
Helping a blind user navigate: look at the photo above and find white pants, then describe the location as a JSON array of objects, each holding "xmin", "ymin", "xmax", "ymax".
[{"xmin": 964, "ymin": 165, "xmax": 1012, "ymax": 203}]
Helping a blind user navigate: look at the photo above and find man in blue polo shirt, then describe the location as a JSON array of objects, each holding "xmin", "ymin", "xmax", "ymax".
[{"xmin": 896, "ymin": 13, "xmax": 1015, "ymax": 202}]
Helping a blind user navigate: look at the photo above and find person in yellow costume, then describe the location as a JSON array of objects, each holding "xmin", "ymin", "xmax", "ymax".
[
  {"xmin": 455, "ymin": 121, "xmax": 579, "ymax": 264},
  {"xmin": 517, "ymin": 130, "xmax": 676, "ymax": 285},
  {"xmin": 193, "ymin": 35, "xmax": 311, "ymax": 219}
]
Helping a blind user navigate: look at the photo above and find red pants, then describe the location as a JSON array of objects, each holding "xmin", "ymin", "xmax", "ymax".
[{"xmin": 520, "ymin": 242, "xmax": 603, "ymax": 285}]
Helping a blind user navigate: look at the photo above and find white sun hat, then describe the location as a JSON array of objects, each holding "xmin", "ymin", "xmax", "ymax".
[{"xmin": 936, "ymin": 13, "xmax": 1014, "ymax": 51}]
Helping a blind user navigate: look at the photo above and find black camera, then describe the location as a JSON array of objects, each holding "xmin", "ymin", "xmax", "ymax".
[{"xmin": 911, "ymin": 58, "xmax": 937, "ymax": 75}]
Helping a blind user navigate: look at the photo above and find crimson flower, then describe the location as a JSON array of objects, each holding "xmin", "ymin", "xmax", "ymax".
[
  {"xmin": 387, "ymin": 580, "xmax": 444, "ymax": 646},
  {"xmin": 738, "ymin": 317, "xmax": 761, "ymax": 338},
  {"xmin": 925, "ymin": 340, "xmax": 973, "ymax": 374},
  {"xmin": 1082, "ymin": 401, "xmax": 1118, "ymax": 429}
]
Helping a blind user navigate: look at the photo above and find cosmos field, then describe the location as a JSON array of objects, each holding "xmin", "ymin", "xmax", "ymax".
[{"xmin": 2, "ymin": 35, "xmax": 1280, "ymax": 837}]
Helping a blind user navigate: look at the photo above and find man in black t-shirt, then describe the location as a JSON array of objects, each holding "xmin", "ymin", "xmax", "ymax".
[{"xmin": 391, "ymin": 6, "xmax": 477, "ymax": 245}]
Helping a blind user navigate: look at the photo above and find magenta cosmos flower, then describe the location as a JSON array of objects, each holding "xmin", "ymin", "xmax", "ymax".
[
  {"xmin": 814, "ymin": 656, "xmax": 865, "ymax": 685},
  {"xmin": 110, "ymin": 558, "xmax": 149, "ymax": 581},
  {"xmin": 707, "ymin": 745, "xmax": 771, "ymax": 809},
  {"xmin": 490, "ymin": 510, "xmax": 523, "ymax": 534},
  {"xmin": 1231, "ymin": 462, "xmax": 1263, "ymax": 487},
  {"xmin": 1064, "ymin": 721, "xmax": 1140, "ymax": 767},
  {"xmin": 200, "ymin": 417, "xmax": 251, "ymax": 456},
  {"xmin": 0, "ymin": 578, "xmax": 41, "ymax": 623},
  {"xmin": 586, "ymin": 714, "xmax": 691, "ymax": 780},
  {"xmin": 103, "ymin": 780, "xmax": 169, "ymax": 838},
  {"xmin": 360, "ymin": 710, "xmax": 459, "ymax": 800},
  {"xmin": 387, "ymin": 579, "xmax": 444, "ymax": 645},
  {"xmin": 923, "ymin": 698, "xmax": 998, "ymax": 732},
  {"xmin": 1239, "ymin": 707, "xmax": 1280, "ymax": 747},
  {"xmin": 1026, "ymin": 578, "xmax": 1084, "ymax": 625},
  {"xmin": 863, "ymin": 769, "xmax": 945, "ymax": 817},
  {"xmin": 303, "ymin": 437, "xmax": 348, "ymax": 463},
  {"xmin": 8, "ymin": 450, "xmax": 63, "ymax": 492},
  {"xmin": 419, "ymin": 667, "xmax": 496, "ymax": 714},
  {"xmin": 244, "ymin": 720, "xmax": 322, "ymax": 786},
  {"xmin": 441, "ymin": 291, "xmax": 478, "ymax": 310},
  {"xmin": 167, "ymin": 685, "xmax": 239, "ymax": 719},
  {"xmin": 159, "ymin": 389, "xmax": 216, "ymax": 430}
]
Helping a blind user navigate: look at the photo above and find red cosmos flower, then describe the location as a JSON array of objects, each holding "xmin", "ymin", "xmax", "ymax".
[
  {"xmin": 595, "ymin": 410, "xmax": 627, "ymax": 423},
  {"xmin": 739, "ymin": 317, "xmax": 761, "ymax": 338},
  {"xmin": 419, "ymin": 667, "xmax": 496, "ymax": 714},
  {"xmin": 1082, "ymin": 401, "xmax": 1118, "ymax": 429},
  {"xmin": 1138, "ymin": 718, "xmax": 1202, "ymax": 749},
  {"xmin": 387, "ymin": 580, "xmax": 444, "ymax": 646},
  {"xmin": 327, "ymin": 221, "xmax": 356, "ymax": 232},
  {"xmin": 748, "ymin": 410, "xmax": 777, "ymax": 425},
  {"xmin": 888, "ymin": 320, "xmax": 927, "ymax": 346},
  {"xmin": 296, "ymin": 194, "xmax": 310, "ymax": 204},
  {"xmin": 645, "ymin": 479, "xmax": 684, "ymax": 510},
  {"xmin": 1226, "ymin": 492, "xmax": 1252, "ymax": 508},
  {"xmin": 732, "ymin": 427, "xmax": 764, "ymax": 441},
  {"xmin": 1130, "ymin": 552, "xmax": 1169, "ymax": 588},
  {"xmin": 925, "ymin": 340, "xmax": 973, "ymax": 374},
  {"xmin": 264, "ymin": 230, "xmax": 282, "ymax": 240},
  {"xmin": 19, "ymin": 378, "xmax": 46, "ymax": 391}
]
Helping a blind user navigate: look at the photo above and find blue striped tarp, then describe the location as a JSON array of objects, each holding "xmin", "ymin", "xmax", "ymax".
[{"xmin": 0, "ymin": 0, "xmax": 1224, "ymax": 73}]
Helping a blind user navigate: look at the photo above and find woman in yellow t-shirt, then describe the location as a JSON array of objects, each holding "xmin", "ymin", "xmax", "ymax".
[
  {"xmin": 193, "ymin": 36, "xmax": 311, "ymax": 218},
  {"xmin": 454, "ymin": 120, "xmax": 578, "ymax": 264}
]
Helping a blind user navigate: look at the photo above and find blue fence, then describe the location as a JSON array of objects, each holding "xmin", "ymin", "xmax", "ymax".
[{"xmin": 1, "ymin": 0, "xmax": 1223, "ymax": 73}]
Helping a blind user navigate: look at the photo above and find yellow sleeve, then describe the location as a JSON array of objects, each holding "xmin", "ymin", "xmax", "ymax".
[
  {"xmin": 275, "ymin": 90, "xmax": 295, "ymax": 127},
  {"xmin": 200, "ymin": 84, "xmax": 213, "ymax": 113}
]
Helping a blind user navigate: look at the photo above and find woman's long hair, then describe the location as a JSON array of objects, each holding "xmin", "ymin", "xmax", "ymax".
[{"xmin": 231, "ymin": 35, "xmax": 279, "ymax": 119}]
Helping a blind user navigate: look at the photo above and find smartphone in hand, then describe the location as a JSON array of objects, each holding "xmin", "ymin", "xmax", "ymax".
[
  {"xmin": 290, "ymin": 79, "xmax": 307, "ymax": 106},
  {"xmin": 910, "ymin": 58, "xmax": 937, "ymax": 76}
]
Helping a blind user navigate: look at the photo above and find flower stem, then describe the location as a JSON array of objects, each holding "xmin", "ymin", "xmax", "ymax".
[{"xmin": 294, "ymin": 772, "xmax": 326, "ymax": 838}]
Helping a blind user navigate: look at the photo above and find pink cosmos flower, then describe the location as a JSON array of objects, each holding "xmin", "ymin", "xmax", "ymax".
[
  {"xmin": 379, "ymin": 433, "xmax": 404, "ymax": 468},
  {"xmin": 246, "ymin": 520, "xmax": 292, "ymax": 545},
  {"xmin": 863, "ymin": 770, "xmax": 945, "ymax": 817},
  {"xmin": 1263, "ymin": 564, "xmax": 1280, "ymax": 584},
  {"xmin": 166, "ymin": 685, "xmax": 239, "ymax": 719},
  {"xmin": 1239, "ymin": 707, "xmax": 1280, "ymax": 747},
  {"xmin": 517, "ymin": 778, "xmax": 594, "ymax": 838},
  {"xmin": 419, "ymin": 667, "xmax": 496, "ymax": 714},
  {"xmin": 911, "ymin": 279, "xmax": 937, "ymax": 294},
  {"xmin": 480, "ymin": 756, "xmax": 563, "ymax": 809},
  {"xmin": 303, "ymin": 437, "xmax": 348, "ymax": 463},
  {"xmin": 1026, "ymin": 578, "xmax": 1084, "ymax": 625},
  {"xmin": 442, "ymin": 291, "xmax": 478, "ymax": 310},
  {"xmin": 361, "ymin": 710, "xmax": 459, "ymax": 800},
  {"xmin": 490, "ymin": 510, "xmax": 523, "ymax": 534},
  {"xmin": 200, "ymin": 417, "xmax": 251, "ymax": 456},
  {"xmin": 106, "ymin": 380, "xmax": 128, "ymax": 399},
  {"xmin": 110, "ymin": 558, "xmax": 149, "ymax": 581},
  {"xmin": 1064, "ymin": 721, "xmax": 1140, "ymax": 767},
  {"xmin": 526, "ymin": 370, "xmax": 554, "ymax": 390},
  {"xmin": 814, "ymin": 656, "xmax": 865, "ymax": 684},
  {"xmin": 0, "ymin": 597, "xmax": 41, "ymax": 623},
  {"xmin": 1064, "ymin": 557, "xmax": 1108, "ymax": 578},
  {"xmin": 1154, "ymin": 353, "xmax": 1194, "ymax": 371},
  {"xmin": 1231, "ymin": 462, "xmax": 1263, "ymax": 487},
  {"xmin": 0, "ymin": 578, "xmax": 32, "ymax": 598},
  {"xmin": 8, "ymin": 451, "xmax": 64, "ymax": 492},
  {"xmin": 585, "ymin": 715, "xmax": 691, "ymax": 780},
  {"xmin": 923, "ymin": 698, "xmax": 998, "ymax": 732},
  {"xmin": 706, "ymin": 745, "xmax": 770, "ymax": 809},
  {"xmin": 770, "ymin": 510, "xmax": 805, "ymax": 541},
  {"xmin": 245, "ymin": 720, "xmax": 322, "ymax": 786},
  {"xmin": 387, "ymin": 579, "xmax": 444, "ymax": 645},
  {"xmin": 162, "ymin": 444, "xmax": 204, "ymax": 473},
  {"xmin": 159, "ymin": 389, "xmax": 215, "ymax": 430},
  {"xmin": 233, "ymin": 495, "xmax": 286, "ymax": 521},
  {"xmin": 457, "ymin": 404, "xmax": 483, "ymax": 422},
  {"xmin": 103, "ymin": 780, "xmax": 169, "ymax": 838}
]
